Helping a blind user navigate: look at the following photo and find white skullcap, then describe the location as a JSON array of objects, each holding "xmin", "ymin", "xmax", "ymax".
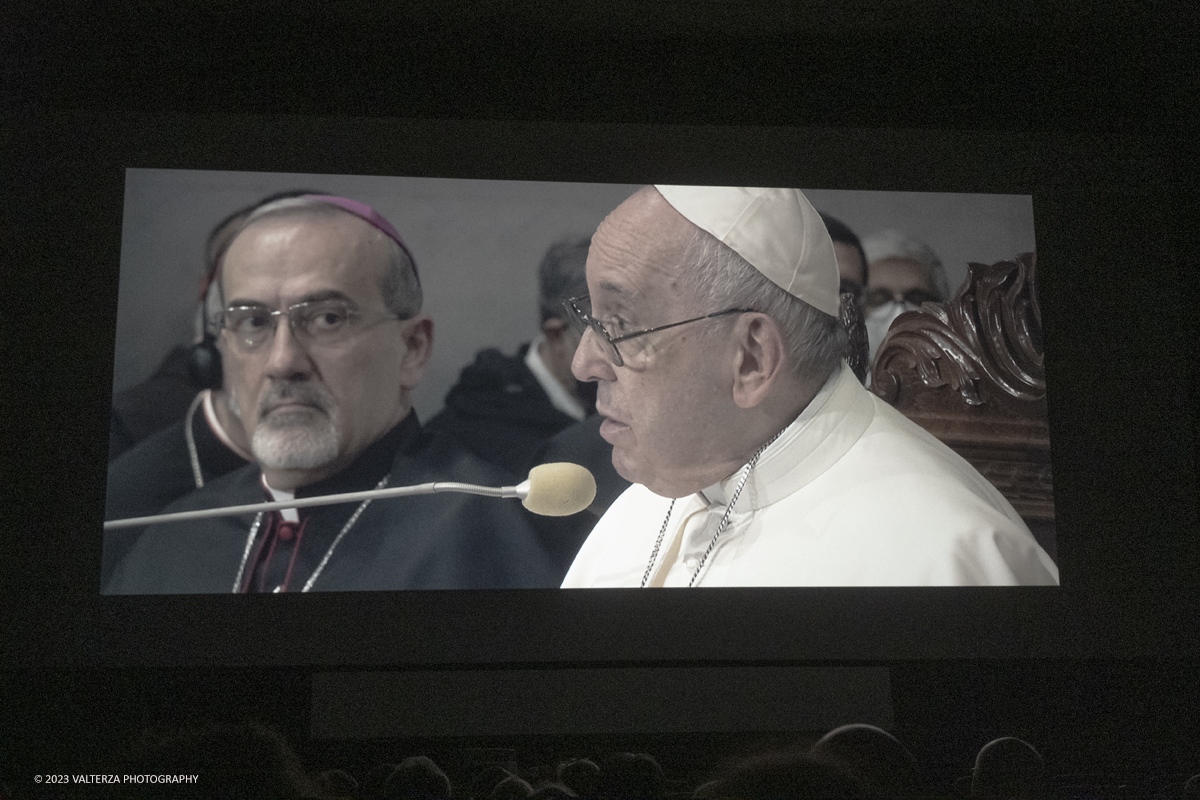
[{"xmin": 655, "ymin": 185, "xmax": 840, "ymax": 317}]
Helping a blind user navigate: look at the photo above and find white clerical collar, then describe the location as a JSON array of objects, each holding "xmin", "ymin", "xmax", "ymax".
[
  {"xmin": 700, "ymin": 362, "xmax": 859, "ymax": 513},
  {"xmin": 525, "ymin": 334, "xmax": 587, "ymax": 421},
  {"xmin": 261, "ymin": 476, "xmax": 300, "ymax": 522}
]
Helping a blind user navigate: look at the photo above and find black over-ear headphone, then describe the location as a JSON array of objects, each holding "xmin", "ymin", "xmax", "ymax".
[{"xmin": 189, "ymin": 318, "xmax": 223, "ymax": 389}]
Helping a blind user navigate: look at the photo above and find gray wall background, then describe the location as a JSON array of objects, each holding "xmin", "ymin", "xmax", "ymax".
[{"xmin": 114, "ymin": 169, "xmax": 1034, "ymax": 420}]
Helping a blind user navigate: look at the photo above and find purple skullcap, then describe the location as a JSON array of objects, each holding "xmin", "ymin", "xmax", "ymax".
[{"xmin": 301, "ymin": 194, "xmax": 420, "ymax": 285}]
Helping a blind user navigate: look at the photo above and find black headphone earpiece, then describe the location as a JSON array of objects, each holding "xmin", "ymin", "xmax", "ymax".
[{"xmin": 189, "ymin": 332, "xmax": 223, "ymax": 389}]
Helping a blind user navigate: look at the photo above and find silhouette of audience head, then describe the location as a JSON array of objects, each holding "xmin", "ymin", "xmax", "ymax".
[
  {"xmin": 316, "ymin": 767, "xmax": 358, "ymax": 797},
  {"xmin": 464, "ymin": 764, "xmax": 517, "ymax": 799},
  {"xmin": 362, "ymin": 762, "xmax": 400, "ymax": 799},
  {"xmin": 557, "ymin": 757, "xmax": 601, "ymax": 798},
  {"xmin": 971, "ymin": 736, "xmax": 1047, "ymax": 799},
  {"xmin": 808, "ymin": 723, "xmax": 922, "ymax": 798},
  {"xmin": 491, "ymin": 773, "xmax": 536, "ymax": 798},
  {"xmin": 378, "ymin": 755, "xmax": 453, "ymax": 799},
  {"xmin": 599, "ymin": 752, "xmax": 666, "ymax": 800}
]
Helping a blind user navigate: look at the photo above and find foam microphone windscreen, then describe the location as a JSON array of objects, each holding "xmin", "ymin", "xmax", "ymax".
[{"xmin": 520, "ymin": 463, "xmax": 597, "ymax": 516}]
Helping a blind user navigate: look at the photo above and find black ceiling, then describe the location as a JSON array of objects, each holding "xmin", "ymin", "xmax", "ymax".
[{"xmin": 6, "ymin": 0, "xmax": 1197, "ymax": 134}]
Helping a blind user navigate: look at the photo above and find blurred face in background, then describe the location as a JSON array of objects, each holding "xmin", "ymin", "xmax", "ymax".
[
  {"xmin": 862, "ymin": 256, "xmax": 941, "ymax": 359},
  {"xmin": 539, "ymin": 316, "xmax": 590, "ymax": 405},
  {"xmin": 833, "ymin": 241, "xmax": 867, "ymax": 299},
  {"xmin": 865, "ymin": 256, "xmax": 938, "ymax": 306}
]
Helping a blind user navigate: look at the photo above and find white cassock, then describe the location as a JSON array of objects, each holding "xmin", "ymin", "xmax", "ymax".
[{"xmin": 562, "ymin": 364, "xmax": 1060, "ymax": 588}]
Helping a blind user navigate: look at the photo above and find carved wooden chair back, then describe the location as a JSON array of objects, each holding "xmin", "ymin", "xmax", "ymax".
[{"xmin": 870, "ymin": 253, "xmax": 1055, "ymax": 559}]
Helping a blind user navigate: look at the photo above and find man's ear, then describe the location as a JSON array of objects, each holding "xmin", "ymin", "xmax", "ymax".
[
  {"xmin": 398, "ymin": 316, "xmax": 434, "ymax": 390},
  {"xmin": 731, "ymin": 313, "xmax": 788, "ymax": 409}
]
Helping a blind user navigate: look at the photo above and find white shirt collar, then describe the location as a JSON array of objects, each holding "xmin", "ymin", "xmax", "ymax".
[
  {"xmin": 525, "ymin": 333, "xmax": 587, "ymax": 421},
  {"xmin": 261, "ymin": 475, "xmax": 300, "ymax": 522}
]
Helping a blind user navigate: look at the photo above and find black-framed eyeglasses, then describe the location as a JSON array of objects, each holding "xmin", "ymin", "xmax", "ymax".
[
  {"xmin": 562, "ymin": 295, "xmax": 755, "ymax": 367},
  {"xmin": 861, "ymin": 287, "xmax": 940, "ymax": 312},
  {"xmin": 219, "ymin": 299, "xmax": 402, "ymax": 353}
]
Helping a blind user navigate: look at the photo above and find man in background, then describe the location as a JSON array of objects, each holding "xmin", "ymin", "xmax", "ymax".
[
  {"xmin": 819, "ymin": 211, "xmax": 869, "ymax": 303},
  {"xmin": 861, "ymin": 229, "xmax": 951, "ymax": 359},
  {"xmin": 427, "ymin": 236, "xmax": 597, "ymax": 474},
  {"xmin": 428, "ymin": 236, "xmax": 628, "ymax": 572},
  {"xmin": 818, "ymin": 211, "xmax": 871, "ymax": 381}
]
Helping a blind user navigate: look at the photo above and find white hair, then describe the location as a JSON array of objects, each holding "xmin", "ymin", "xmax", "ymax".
[
  {"xmin": 861, "ymin": 228, "xmax": 951, "ymax": 300},
  {"xmin": 686, "ymin": 229, "xmax": 847, "ymax": 388}
]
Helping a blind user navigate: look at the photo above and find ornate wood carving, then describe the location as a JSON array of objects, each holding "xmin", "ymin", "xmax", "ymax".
[{"xmin": 869, "ymin": 254, "xmax": 1055, "ymax": 534}]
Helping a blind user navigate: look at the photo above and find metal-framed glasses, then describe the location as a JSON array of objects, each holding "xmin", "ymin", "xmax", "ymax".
[
  {"xmin": 562, "ymin": 295, "xmax": 755, "ymax": 367},
  {"xmin": 220, "ymin": 299, "xmax": 401, "ymax": 353}
]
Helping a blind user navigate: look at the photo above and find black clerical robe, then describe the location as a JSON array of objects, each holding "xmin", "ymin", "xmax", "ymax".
[
  {"xmin": 105, "ymin": 415, "xmax": 560, "ymax": 593},
  {"xmin": 426, "ymin": 343, "xmax": 582, "ymax": 475},
  {"xmin": 104, "ymin": 393, "xmax": 249, "ymax": 521},
  {"xmin": 101, "ymin": 392, "xmax": 250, "ymax": 590},
  {"xmin": 426, "ymin": 344, "xmax": 628, "ymax": 573},
  {"xmin": 109, "ymin": 346, "xmax": 207, "ymax": 460}
]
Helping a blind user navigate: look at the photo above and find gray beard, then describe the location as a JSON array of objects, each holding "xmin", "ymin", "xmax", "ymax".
[
  {"xmin": 249, "ymin": 383, "xmax": 341, "ymax": 470},
  {"xmin": 252, "ymin": 417, "xmax": 339, "ymax": 470}
]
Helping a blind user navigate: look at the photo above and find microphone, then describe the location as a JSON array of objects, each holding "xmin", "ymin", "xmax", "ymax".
[
  {"xmin": 101, "ymin": 463, "xmax": 598, "ymax": 530},
  {"xmin": 517, "ymin": 462, "xmax": 598, "ymax": 517}
]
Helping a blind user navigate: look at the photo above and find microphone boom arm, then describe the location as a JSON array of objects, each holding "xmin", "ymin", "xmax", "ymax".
[{"xmin": 102, "ymin": 480, "xmax": 530, "ymax": 531}]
